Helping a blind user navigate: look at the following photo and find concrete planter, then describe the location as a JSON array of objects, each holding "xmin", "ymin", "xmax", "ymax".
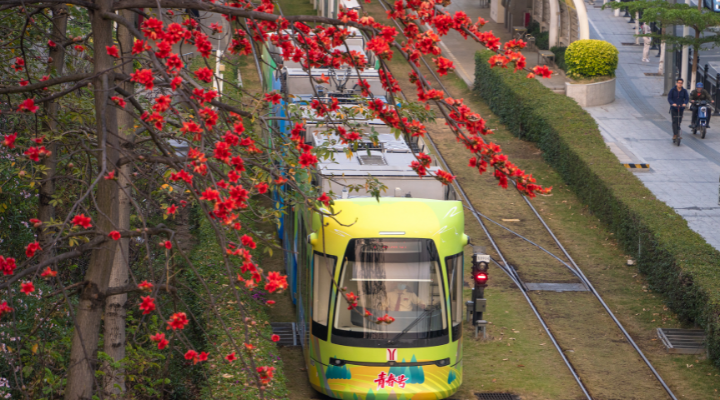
[{"xmin": 565, "ymin": 77, "xmax": 616, "ymax": 107}]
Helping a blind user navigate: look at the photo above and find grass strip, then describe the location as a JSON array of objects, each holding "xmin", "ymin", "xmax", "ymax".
[{"xmin": 190, "ymin": 218, "xmax": 289, "ymax": 399}]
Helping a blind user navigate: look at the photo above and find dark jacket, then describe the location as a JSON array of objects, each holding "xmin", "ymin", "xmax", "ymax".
[
  {"xmin": 668, "ymin": 86, "xmax": 689, "ymax": 109},
  {"xmin": 690, "ymin": 88, "xmax": 712, "ymax": 102}
]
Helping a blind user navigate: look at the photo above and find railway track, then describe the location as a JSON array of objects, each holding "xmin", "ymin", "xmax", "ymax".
[
  {"xmin": 247, "ymin": 3, "xmax": 679, "ymax": 397},
  {"xmin": 371, "ymin": 1, "xmax": 679, "ymax": 398}
]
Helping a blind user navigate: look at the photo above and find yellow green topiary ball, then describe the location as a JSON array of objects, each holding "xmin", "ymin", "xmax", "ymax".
[{"xmin": 565, "ymin": 39, "xmax": 618, "ymax": 78}]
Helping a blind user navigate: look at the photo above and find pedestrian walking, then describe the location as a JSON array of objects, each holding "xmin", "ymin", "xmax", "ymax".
[
  {"xmin": 668, "ymin": 78, "xmax": 689, "ymax": 140},
  {"xmin": 641, "ymin": 22, "xmax": 652, "ymax": 62}
]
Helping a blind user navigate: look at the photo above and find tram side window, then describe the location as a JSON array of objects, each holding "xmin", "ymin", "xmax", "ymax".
[
  {"xmin": 445, "ymin": 253, "xmax": 463, "ymax": 338},
  {"xmin": 312, "ymin": 252, "xmax": 336, "ymax": 339}
]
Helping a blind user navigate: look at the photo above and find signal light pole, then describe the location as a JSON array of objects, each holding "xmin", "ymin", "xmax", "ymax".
[{"xmin": 471, "ymin": 250, "xmax": 490, "ymax": 339}]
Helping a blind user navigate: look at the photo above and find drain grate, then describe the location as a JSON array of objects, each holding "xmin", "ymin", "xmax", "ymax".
[
  {"xmin": 621, "ymin": 42, "xmax": 642, "ymax": 46},
  {"xmin": 644, "ymin": 72, "xmax": 662, "ymax": 76},
  {"xmin": 270, "ymin": 322, "xmax": 301, "ymax": 346},
  {"xmin": 657, "ymin": 328, "xmax": 706, "ymax": 355},
  {"xmin": 476, "ymin": 393, "xmax": 519, "ymax": 400}
]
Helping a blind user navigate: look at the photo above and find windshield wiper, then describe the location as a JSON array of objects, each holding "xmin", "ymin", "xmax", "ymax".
[{"xmin": 386, "ymin": 306, "xmax": 437, "ymax": 345}]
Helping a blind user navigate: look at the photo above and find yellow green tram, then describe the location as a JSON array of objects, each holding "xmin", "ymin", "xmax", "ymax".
[{"xmin": 284, "ymin": 197, "xmax": 468, "ymax": 399}]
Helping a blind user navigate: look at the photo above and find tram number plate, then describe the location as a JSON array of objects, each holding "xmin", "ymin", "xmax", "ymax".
[{"xmin": 386, "ymin": 348, "xmax": 398, "ymax": 362}]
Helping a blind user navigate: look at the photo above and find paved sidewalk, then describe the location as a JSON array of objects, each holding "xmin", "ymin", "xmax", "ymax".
[{"xmin": 586, "ymin": 5, "xmax": 720, "ymax": 251}]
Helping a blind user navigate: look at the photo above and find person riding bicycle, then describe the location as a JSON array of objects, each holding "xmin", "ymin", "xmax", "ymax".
[
  {"xmin": 689, "ymin": 82, "xmax": 713, "ymax": 129},
  {"xmin": 667, "ymin": 78, "xmax": 689, "ymax": 140}
]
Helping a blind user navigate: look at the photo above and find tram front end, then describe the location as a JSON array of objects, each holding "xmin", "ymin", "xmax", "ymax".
[{"xmin": 300, "ymin": 198, "xmax": 467, "ymax": 400}]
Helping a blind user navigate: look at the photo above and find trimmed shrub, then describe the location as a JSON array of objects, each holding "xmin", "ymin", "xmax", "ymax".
[
  {"xmin": 565, "ymin": 39, "xmax": 618, "ymax": 78},
  {"xmin": 474, "ymin": 50, "xmax": 720, "ymax": 368},
  {"xmin": 550, "ymin": 46, "xmax": 567, "ymax": 72}
]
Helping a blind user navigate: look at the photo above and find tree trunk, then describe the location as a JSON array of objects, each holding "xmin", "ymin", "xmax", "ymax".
[
  {"xmin": 102, "ymin": 9, "xmax": 135, "ymax": 396},
  {"xmin": 38, "ymin": 5, "xmax": 68, "ymax": 262},
  {"xmin": 64, "ymin": 1, "xmax": 120, "ymax": 398}
]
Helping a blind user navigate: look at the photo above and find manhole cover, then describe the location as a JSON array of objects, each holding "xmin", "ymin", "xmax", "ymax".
[
  {"xmin": 476, "ymin": 394, "xmax": 519, "ymax": 400},
  {"xmin": 657, "ymin": 328, "xmax": 706, "ymax": 354}
]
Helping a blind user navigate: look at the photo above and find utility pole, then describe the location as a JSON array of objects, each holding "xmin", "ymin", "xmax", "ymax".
[
  {"xmin": 681, "ymin": 0, "xmax": 690, "ymax": 88},
  {"xmin": 663, "ymin": 0, "xmax": 676, "ymax": 95}
]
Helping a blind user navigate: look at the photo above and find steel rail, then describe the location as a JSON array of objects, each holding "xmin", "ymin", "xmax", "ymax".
[
  {"xmin": 372, "ymin": 2, "xmax": 677, "ymax": 398},
  {"xmin": 517, "ymin": 189, "xmax": 678, "ymax": 400}
]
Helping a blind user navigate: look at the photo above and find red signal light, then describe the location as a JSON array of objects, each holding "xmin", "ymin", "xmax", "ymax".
[{"xmin": 474, "ymin": 272, "xmax": 488, "ymax": 285}]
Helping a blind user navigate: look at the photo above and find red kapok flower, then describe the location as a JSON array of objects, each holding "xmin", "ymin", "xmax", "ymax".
[
  {"xmin": 48, "ymin": 40, "xmax": 57, "ymax": 48},
  {"xmin": 41, "ymin": 267, "xmax": 57, "ymax": 278},
  {"xmin": 167, "ymin": 312, "xmax": 189, "ymax": 330},
  {"xmin": 106, "ymin": 45, "xmax": 120, "ymax": 58},
  {"xmin": 194, "ymin": 67, "xmax": 213, "ymax": 83},
  {"xmin": 255, "ymin": 182, "xmax": 268, "ymax": 194},
  {"xmin": 72, "ymin": 214, "xmax": 92, "ymax": 229},
  {"xmin": 138, "ymin": 280, "xmax": 153, "ymax": 291},
  {"xmin": 17, "ymin": 98, "xmax": 39, "ymax": 113},
  {"xmin": 264, "ymin": 92, "xmax": 282, "ymax": 105},
  {"xmin": 0, "ymin": 301, "xmax": 13, "ymax": 318},
  {"xmin": 139, "ymin": 296, "xmax": 156, "ymax": 315},
  {"xmin": 21, "ymin": 281, "xmax": 35, "ymax": 295},
  {"xmin": 257, "ymin": 366, "xmax": 275, "ymax": 385},
  {"xmin": 29, "ymin": 218, "xmax": 42, "ymax": 228},
  {"xmin": 111, "ymin": 96, "xmax": 126, "ymax": 108},
  {"xmin": 240, "ymin": 235, "xmax": 256, "ymax": 249},
  {"xmin": 271, "ymin": 334, "xmax": 280, "ymax": 342},
  {"xmin": 109, "ymin": 231, "xmax": 121, "ymax": 241},
  {"xmin": 184, "ymin": 349, "xmax": 198, "ymax": 361},
  {"xmin": 26, "ymin": 242, "xmax": 42, "ymax": 258},
  {"xmin": 166, "ymin": 204, "xmax": 178, "ymax": 215},
  {"xmin": 2, "ymin": 133, "xmax": 17, "ymax": 149},
  {"xmin": 532, "ymin": 65, "xmax": 552, "ymax": 79},
  {"xmin": 150, "ymin": 332, "xmax": 169, "ymax": 349},
  {"xmin": 225, "ymin": 352, "xmax": 237, "ymax": 362},
  {"xmin": 74, "ymin": 44, "xmax": 85, "ymax": 52},
  {"xmin": 130, "ymin": 69, "xmax": 155, "ymax": 90},
  {"xmin": 0, "ymin": 256, "xmax": 17, "ymax": 276},
  {"xmin": 266, "ymin": 300, "xmax": 276, "ymax": 306},
  {"xmin": 317, "ymin": 193, "xmax": 331, "ymax": 207},
  {"xmin": 161, "ymin": 240, "xmax": 172, "ymax": 250}
]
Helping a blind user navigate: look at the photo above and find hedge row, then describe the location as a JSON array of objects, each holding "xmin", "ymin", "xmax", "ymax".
[{"xmin": 474, "ymin": 50, "xmax": 720, "ymax": 367}]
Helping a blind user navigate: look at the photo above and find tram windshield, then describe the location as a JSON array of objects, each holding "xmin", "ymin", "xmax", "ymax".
[{"xmin": 332, "ymin": 238, "xmax": 448, "ymax": 347}]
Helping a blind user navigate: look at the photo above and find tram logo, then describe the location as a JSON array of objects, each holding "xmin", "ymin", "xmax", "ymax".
[{"xmin": 386, "ymin": 348, "xmax": 397, "ymax": 362}]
